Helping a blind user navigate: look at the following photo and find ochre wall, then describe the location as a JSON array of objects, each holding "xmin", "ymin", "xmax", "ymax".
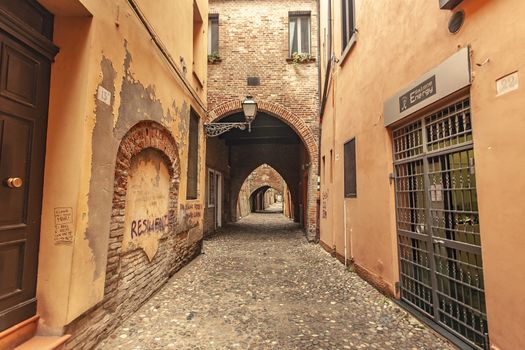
[
  {"xmin": 36, "ymin": 0, "xmax": 208, "ymax": 341},
  {"xmin": 319, "ymin": 0, "xmax": 525, "ymax": 349}
]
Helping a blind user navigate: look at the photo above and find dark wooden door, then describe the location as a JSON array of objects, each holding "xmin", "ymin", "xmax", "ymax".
[{"xmin": 0, "ymin": 3, "xmax": 55, "ymax": 331}]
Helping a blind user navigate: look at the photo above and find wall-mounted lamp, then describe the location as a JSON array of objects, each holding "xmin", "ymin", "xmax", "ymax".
[{"xmin": 205, "ymin": 96, "xmax": 258, "ymax": 137}]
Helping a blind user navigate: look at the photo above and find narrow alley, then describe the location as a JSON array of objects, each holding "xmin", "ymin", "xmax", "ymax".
[
  {"xmin": 96, "ymin": 210, "xmax": 453, "ymax": 350},
  {"xmin": 1, "ymin": 1, "xmax": 524, "ymax": 349}
]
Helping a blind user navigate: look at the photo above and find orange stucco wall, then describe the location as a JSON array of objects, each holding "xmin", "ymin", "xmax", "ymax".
[
  {"xmin": 319, "ymin": 1, "xmax": 525, "ymax": 349},
  {"xmin": 36, "ymin": 0, "xmax": 208, "ymax": 335}
]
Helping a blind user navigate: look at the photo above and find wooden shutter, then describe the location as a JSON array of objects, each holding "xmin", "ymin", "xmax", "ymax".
[{"xmin": 344, "ymin": 138, "xmax": 356, "ymax": 197}]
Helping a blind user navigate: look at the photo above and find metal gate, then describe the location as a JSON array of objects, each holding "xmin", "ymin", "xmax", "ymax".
[{"xmin": 392, "ymin": 97, "xmax": 488, "ymax": 349}]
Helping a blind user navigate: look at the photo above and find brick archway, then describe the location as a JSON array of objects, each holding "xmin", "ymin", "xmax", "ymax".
[
  {"xmin": 208, "ymin": 100, "xmax": 318, "ymax": 163},
  {"xmin": 249, "ymin": 184, "xmax": 283, "ymax": 197},
  {"xmin": 104, "ymin": 120, "xmax": 181, "ymax": 298}
]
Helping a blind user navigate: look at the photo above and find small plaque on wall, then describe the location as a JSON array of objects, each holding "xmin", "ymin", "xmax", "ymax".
[
  {"xmin": 496, "ymin": 72, "xmax": 519, "ymax": 96},
  {"xmin": 247, "ymin": 77, "xmax": 260, "ymax": 86}
]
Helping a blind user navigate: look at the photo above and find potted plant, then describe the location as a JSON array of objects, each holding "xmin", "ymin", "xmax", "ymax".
[
  {"xmin": 208, "ymin": 52, "xmax": 222, "ymax": 63},
  {"xmin": 291, "ymin": 52, "xmax": 315, "ymax": 64}
]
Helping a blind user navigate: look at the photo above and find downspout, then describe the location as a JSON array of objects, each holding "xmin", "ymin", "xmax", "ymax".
[
  {"xmin": 344, "ymin": 200, "xmax": 347, "ymax": 267},
  {"xmin": 316, "ymin": 0, "xmax": 322, "ymax": 242}
]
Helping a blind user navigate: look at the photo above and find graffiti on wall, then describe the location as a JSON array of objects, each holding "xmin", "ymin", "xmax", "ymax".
[
  {"xmin": 130, "ymin": 215, "xmax": 169, "ymax": 239},
  {"xmin": 54, "ymin": 207, "xmax": 74, "ymax": 244},
  {"xmin": 322, "ymin": 189, "xmax": 329, "ymax": 219},
  {"xmin": 123, "ymin": 149, "xmax": 170, "ymax": 261},
  {"xmin": 180, "ymin": 203, "xmax": 202, "ymax": 229}
]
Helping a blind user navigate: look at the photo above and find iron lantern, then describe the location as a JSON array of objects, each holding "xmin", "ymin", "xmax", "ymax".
[
  {"xmin": 204, "ymin": 96, "xmax": 259, "ymax": 137},
  {"xmin": 241, "ymin": 95, "xmax": 258, "ymax": 124}
]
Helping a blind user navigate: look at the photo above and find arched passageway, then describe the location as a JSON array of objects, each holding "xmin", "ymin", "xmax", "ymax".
[
  {"xmin": 249, "ymin": 186, "xmax": 282, "ymax": 213},
  {"xmin": 204, "ymin": 101, "xmax": 318, "ymax": 240},
  {"xmin": 236, "ymin": 164, "xmax": 288, "ymax": 217}
]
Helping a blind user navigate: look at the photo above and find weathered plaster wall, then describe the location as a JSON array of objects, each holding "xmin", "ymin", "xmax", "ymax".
[
  {"xmin": 122, "ymin": 149, "xmax": 170, "ymax": 260},
  {"xmin": 37, "ymin": 0, "xmax": 208, "ymax": 340},
  {"xmin": 319, "ymin": 0, "xmax": 525, "ymax": 349}
]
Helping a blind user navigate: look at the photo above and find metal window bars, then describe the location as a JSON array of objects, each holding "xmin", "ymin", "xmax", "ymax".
[{"xmin": 392, "ymin": 97, "xmax": 488, "ymax": 349}]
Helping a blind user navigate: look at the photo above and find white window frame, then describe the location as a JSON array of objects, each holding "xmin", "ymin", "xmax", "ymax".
[
  {"xmin": 207, "ymin": 169, "xmax": 216, "ymax": 208},
  {"xmin": 208, "ymin": 14, "xmax": 219, "ymax": 55},
  {"xmin": 289, "ymin": 13, "xmax": 311, "ymax": 56}
]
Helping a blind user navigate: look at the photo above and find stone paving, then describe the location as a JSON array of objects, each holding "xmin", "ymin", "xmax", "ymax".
[{"xmin": 97, "ymin": 210, "xmax": 454, "ymax": 350}]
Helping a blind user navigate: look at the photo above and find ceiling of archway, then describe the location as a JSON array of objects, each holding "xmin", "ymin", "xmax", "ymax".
[{"xmin": 219, "ymin": 112, "xmax": 300, "ymax": 145}]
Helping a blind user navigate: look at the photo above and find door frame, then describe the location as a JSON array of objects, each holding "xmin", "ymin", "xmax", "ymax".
[
  {"xmin": 0, "ymin": 1, "xmax": 58, "ymax": 332},
  {"xmin": 391, "ymin": 94, "xmax": 489, "ymax": 349}
]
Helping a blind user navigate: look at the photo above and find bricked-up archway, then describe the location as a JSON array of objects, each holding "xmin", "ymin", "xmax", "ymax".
[
  {"xmin": 104, "ymin": 121, "xmax": 182, "ymax": 300},
  {"xmin": 209, "ymin": 101, "xmax": 318, "ymax": 239},
  {"xmin": 66, "ymin": 120, "xmax": 202, "ymax": 347}
]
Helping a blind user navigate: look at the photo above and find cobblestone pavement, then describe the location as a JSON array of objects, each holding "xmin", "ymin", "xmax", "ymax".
[{"xmin": 97, "ymin": 211, "xmax": 454, "ymax": 350}]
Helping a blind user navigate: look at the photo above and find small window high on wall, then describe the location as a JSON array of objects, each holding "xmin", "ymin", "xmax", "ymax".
[
  {"xmin": 341, "ymin": 0, "xmax": 355, "ymax": 53},
  {"xmin": 344, "ymin": 138, "xmax": 356, "ymax": 198},
  {"xmin": 289, "ymin": 12, "xmax": 311, "ymax": 56},
  {"xmin": 208, "ymin": 14, "xmax": 219, "ymax": 55},
  {"xmin": 187, "ymin": 110, "xmax": 199, "ymax": 199}
]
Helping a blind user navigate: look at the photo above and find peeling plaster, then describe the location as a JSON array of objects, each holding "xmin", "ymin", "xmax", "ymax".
[{"xmin": 85, "ymin": 41, "xmax": 186, "ymax": 278}]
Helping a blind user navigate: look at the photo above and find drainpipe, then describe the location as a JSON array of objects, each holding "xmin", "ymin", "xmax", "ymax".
[
  {"xmin": 127, "ymin": 0, "xmax": 206, "ymax": 114},
  {"xmin": 315, "ymin": 0, "xmax": 322, "ymax": 242},
  {"xmin": 343, "ymin": 200, "xmax": 347, "ymax": 267}
]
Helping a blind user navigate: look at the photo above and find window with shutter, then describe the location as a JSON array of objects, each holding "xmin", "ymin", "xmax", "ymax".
[
  {"xmin": 341, "ymin": 0, "xmax": 355, "ymax": 53},
  {"xmin": 344, "ymin": 138, "xmax": 357, "ymax": 198},
  {"xmin": 186, "ymin": 110, "xmax": 200, "ymax": 199}
]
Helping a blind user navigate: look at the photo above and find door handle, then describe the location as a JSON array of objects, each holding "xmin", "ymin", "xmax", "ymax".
[{"xmin": 6, "ymin": 177, "xmax": 23, "ymax": 188}]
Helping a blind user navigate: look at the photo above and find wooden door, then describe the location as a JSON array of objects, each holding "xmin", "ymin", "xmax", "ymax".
[{"xmin": 0, "ymin": 1, "xmax": 55, "ymax": 331}]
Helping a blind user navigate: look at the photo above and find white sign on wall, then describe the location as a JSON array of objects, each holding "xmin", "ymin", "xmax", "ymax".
[
  {"xmin": 97, "ymin": 85, "xmax": 112, "ymax": 105},
  {"xmin": 496, "ymin": 71, "xmax": 519, "ymax": 96}
]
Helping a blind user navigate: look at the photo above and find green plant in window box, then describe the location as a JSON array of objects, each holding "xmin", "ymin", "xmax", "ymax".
[
  {"xmin": 291, "ymin": 52, "xmax": 314, "ymax": 65},
  {"xmin": 208, "ymin": 52, "xmax": 221, "ymax": 63}
]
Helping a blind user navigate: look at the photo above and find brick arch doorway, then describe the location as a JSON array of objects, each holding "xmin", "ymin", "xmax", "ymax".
[{"xmin": 208, "ymin": 101, "xmax": 318, "ymax": 240}]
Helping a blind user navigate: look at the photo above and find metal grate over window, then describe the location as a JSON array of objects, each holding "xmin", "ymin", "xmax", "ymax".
[
  {"xmin": 425, "ymin": 98, "xmax": 472, "ymax": 152},
  {"xmin": 392, "ymin": 97, "xmax": 488, "ymax": 349},
  {"xmin": 393, "ymin": 120, "xmax": 423, "ymax": 161}
]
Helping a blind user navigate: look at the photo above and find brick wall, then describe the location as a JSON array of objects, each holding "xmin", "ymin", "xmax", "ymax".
[
  {"xmin": 63, "ymin": 121, "xmax": 202, "ymax": 350},
  {"xmin": 208, "ymin": 0, "xmax": 319, "ymax": 135},
  {"xmin": 207, "ymin": 0, "xmax": 320, "ymax": 240}
]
